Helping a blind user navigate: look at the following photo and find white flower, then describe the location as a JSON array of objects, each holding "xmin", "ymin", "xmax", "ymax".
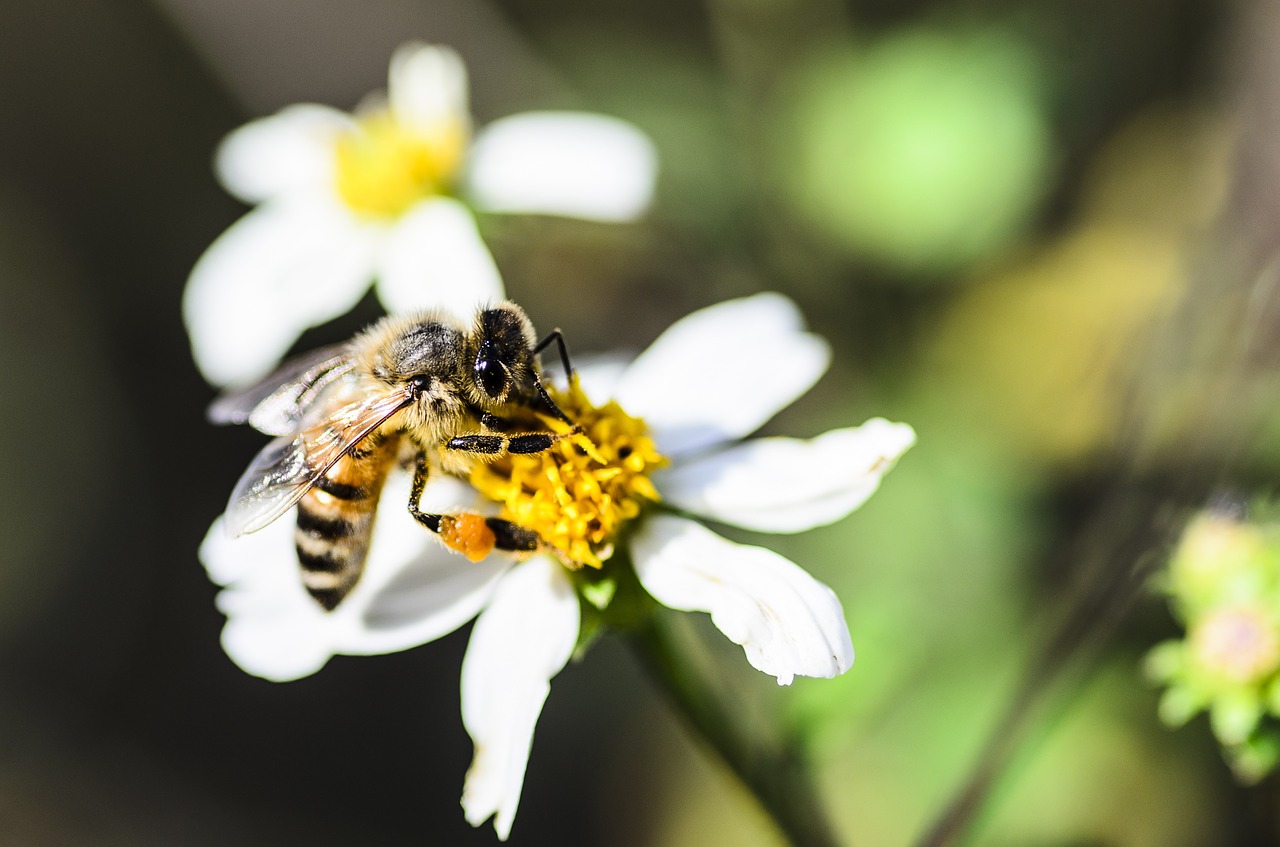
[
  {"xmin": 199, "ymin": 292, "xmax": 913, "ymax": 839},
  {"xmin": 184, "ymin": 42, "xmax": 658, "ymax": 388}
]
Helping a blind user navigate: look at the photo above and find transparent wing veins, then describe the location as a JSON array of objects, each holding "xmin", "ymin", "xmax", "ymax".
[
  {"xmin": 208, "ymin": 344, "xmax": 355, "ymax": 435},
  {"xmin": 223, "ymin": 388, "xmax": 414, "ymax": 536}
]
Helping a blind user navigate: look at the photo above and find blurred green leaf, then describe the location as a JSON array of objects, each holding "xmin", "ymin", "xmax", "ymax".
[{"xmin": 773, "ymin": 26, "xmax": 1055, "ymax": 276}]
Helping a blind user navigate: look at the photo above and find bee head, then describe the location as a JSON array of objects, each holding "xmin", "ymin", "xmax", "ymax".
[{"xmin": 472, "ymin": 303, "xmax": 538, "ymax": 404}]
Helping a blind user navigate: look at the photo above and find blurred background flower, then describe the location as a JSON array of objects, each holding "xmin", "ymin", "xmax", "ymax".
[
  {"xmin": 3, "ymin": 0, "xmax": 1280, "ymax": 844},
  {"xmin": 1148, "ymin": 508, "xmax": 1280, "ymax": 783}
]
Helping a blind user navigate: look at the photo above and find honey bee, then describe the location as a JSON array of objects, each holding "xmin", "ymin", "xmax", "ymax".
[{"xmin": 211, "ymin": 302, "xmax": 577, "ymax": 611}]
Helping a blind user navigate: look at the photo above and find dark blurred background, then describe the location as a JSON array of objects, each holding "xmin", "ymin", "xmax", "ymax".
[{"xmin": 3, "ymin": 0, "xmax": 1280, "ymax": 844}]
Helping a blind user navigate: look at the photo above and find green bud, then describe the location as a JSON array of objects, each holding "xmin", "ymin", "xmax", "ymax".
[
  {"xmin": 1157, "ymin": 684, "xmax": 1204, "ymax": 728},
  {"xmin": 580, "ymin": 576, "xmax": 618, "ymax": 611},
  {"xmin": 1143, "ymin": 639, "xmax": 1185, "ymax": 683},
  {"xmin": 1210, "ymin": 691, "xmax": 1263, "ymax": 747},
  {"xmin": 1228, "ymin": 730, "xmax": 1280, "ymax": 784}
]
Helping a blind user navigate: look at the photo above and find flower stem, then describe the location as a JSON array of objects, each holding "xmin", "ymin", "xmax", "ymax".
[{"xmin": 632, "ymin": 607, "xmax": 846, "ymax": 847}]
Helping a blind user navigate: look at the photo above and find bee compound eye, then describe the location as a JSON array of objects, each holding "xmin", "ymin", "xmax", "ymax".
[{"xmin": 475, "ymin": 356, "xmax": 508, "ymax": 398}]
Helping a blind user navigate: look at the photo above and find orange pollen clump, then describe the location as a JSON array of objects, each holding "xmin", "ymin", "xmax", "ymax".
[
  {"xmin": 438, "ymin": 513, "xmax": 498, "ymax": 563},
  {"xmin": 468, "ymin": 377, "xmax": 666, "ymax": 569}
]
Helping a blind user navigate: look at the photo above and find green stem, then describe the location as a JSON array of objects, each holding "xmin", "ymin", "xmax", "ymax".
[{"xmin": 631, "ymin": 608, "xmax": 846, "ymax": 847}]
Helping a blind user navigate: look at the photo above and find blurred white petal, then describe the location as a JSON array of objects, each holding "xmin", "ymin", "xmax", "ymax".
[
  {"xmin": 615, "ymin": 292, "xmax": 831, "ymax": 458},
  {"xmin": 461, "ymin": 556, "xmax": 579, "ymax": 840},
  {"xmin": 631, "ymin": 515, "xmax": 853, "ymax": 685},
  {"xmin": 201, "ymin": 473, "xmax": 506, "ymax": 681},
  {"xmin": 374, "ymin": 197, "xmax": 505, "ymax": 319},
  {"xmin": 388, "ymin": 42, "xmax": 470, "ymax": 133},
  {"xmin": 183, "ymin": 196, "xmax": 381, "ymax": 386},
  {"xmin": 656, "ymin": 419, "xmax": 916, "ymax": 533},
  {"xmin": 569, "ymin": 354, "xmax": 632, "ymax": 405},
  {"xmin": 466, "ymin": 112, "xmax": 657, "ymax": 221},
  {"xmin": 215, "ymin": 104, "xmax": 351, "ymax": 204}
]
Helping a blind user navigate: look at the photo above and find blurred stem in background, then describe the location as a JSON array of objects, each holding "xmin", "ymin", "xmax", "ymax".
[
  {"xmin": 916, "ymin": 490, "xmax": 1174, "ymax": 846},
  {"xmin": 634, "ymin": 607, "xmax": 845, "ymax": 847}
]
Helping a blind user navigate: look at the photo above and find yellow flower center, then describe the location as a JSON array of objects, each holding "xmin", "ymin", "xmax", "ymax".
[
  {"xmin": 333, "ymin": 110, "xmax": 468, "ymax": 218},
  {"xmin": 469, "ymin": 378, "xmax": 667, "ymax": 569}
]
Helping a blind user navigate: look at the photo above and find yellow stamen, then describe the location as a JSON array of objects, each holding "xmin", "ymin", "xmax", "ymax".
[
  {"xmin": 333, "ymin": 110, "xmax": 467, "ymax": 218},
  {"xmin": 469, "ymin": 378, "xmax": 667, "ymax": 569}
]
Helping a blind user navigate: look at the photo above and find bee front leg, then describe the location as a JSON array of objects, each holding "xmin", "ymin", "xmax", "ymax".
[
  {"xmin": 406, "ymin": 452, "xmax": 542, "ymax": 561},
  {"xmin": 478, "ymin": 411, "xmax": 513, "ymax": 432}
]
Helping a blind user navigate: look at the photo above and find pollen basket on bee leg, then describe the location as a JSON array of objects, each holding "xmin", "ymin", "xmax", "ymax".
[{"xmin": 439, "ymin": 513, "xmax": 498, "ymax": 562}]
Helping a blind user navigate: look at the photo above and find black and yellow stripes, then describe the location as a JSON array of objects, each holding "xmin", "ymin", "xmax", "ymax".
[{"xmin": 294, "ymin": 433, "xmax": 400, "ymax": 610}]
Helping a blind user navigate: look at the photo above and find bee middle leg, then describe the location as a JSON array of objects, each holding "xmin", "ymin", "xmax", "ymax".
[
  {"xmin": 446, "ymin": 431, "xmax": 561, "ymax": 456},
  {"xmin": 449, "ymin": 405, "xmax": 581, "ymax": 458},
  {"xmin": 406, "ymin": 452, "xmax": 542, "ymax": 561}
]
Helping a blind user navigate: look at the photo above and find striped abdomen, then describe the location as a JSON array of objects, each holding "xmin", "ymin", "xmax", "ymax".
[{"xmin": 295, "ymin": 432, "xmax": 401, "ymax": 610}]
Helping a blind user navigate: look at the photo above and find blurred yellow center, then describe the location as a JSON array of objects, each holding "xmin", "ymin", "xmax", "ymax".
[
  {"xmin": 1191, "ymin": 606, "xmax": 1280, "ymax": 684},
  {"xmin": 333, "ymin": 111, "xmax": 468, "ymax": 218},
  {"xmin": 469, "ymin": 378, "xmax": 666, "ymax": 569}
]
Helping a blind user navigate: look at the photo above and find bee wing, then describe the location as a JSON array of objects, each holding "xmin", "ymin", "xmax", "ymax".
[
  {"xmin": 208, "ymin": 344, "xmax": 356, "ymax": 435},
  {"xmin": 223, "ymin": 388, "xmax": 414, "ymax": 536}
]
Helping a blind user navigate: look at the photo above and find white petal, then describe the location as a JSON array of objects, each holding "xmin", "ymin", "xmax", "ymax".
[
  {"xmin": 466, "ymin": 112, "xmax": 657, "ymax": 221},
  {"xmin": 374, "ymin": 197, "xmax": 505, "ymax": 319},
  {"xmin": 215, "ymin": 104, "xmax": 351, "ymax": 204},
  {"xmin": 201, "ymin": 472, "xmax": 508, "ymax": 681},
  {"xmin": 615, "ymin": 293, "xmax": 831, "ymax": 458},
  {"xmin": 631, "ymin": 515, "xmax": 853, "ymax": 685},
  {"xmin": 460, "ymin": 557, "xmax": 579, "ymax": 840},
  {"xmin": 656, "ymin": 419, "xmax": 916, "ymax": 533},
  {"xmin": 354, "ymin": 555, "xmax": 505, "ymax": 653},
  {"xmin": 184, "ymin": 196, "xmax": 381, "ymax": 387},
  {"xmin": 342, "ymin": 474, "xmax": 510, "ymax": 655},
  {"xmin": 201, "ymin": 513, "xmax": 334, "ymax": 681},
  {"xmin": 388, "ymin": 42, "xmax": 470, "ymax": 133}
]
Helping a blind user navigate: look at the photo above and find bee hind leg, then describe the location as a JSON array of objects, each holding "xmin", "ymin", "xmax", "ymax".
[{"xmin": 407, "ymin": 453, "xmax": 541, "ymax": 561}]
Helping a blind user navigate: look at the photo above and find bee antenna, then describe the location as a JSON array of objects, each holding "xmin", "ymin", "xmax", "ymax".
[
  {"xmin": 533, "ymin": 329, "xmax": 574, "ymax": 383},
  {"xmin": 532, "ymin": 371, "xmax": 574, "ymax": 427}
]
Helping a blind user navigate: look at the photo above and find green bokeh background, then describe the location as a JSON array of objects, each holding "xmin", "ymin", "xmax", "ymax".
[{"xmin": 1, "ymin": 0, "xmax": 1277, "ymax": 844}]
